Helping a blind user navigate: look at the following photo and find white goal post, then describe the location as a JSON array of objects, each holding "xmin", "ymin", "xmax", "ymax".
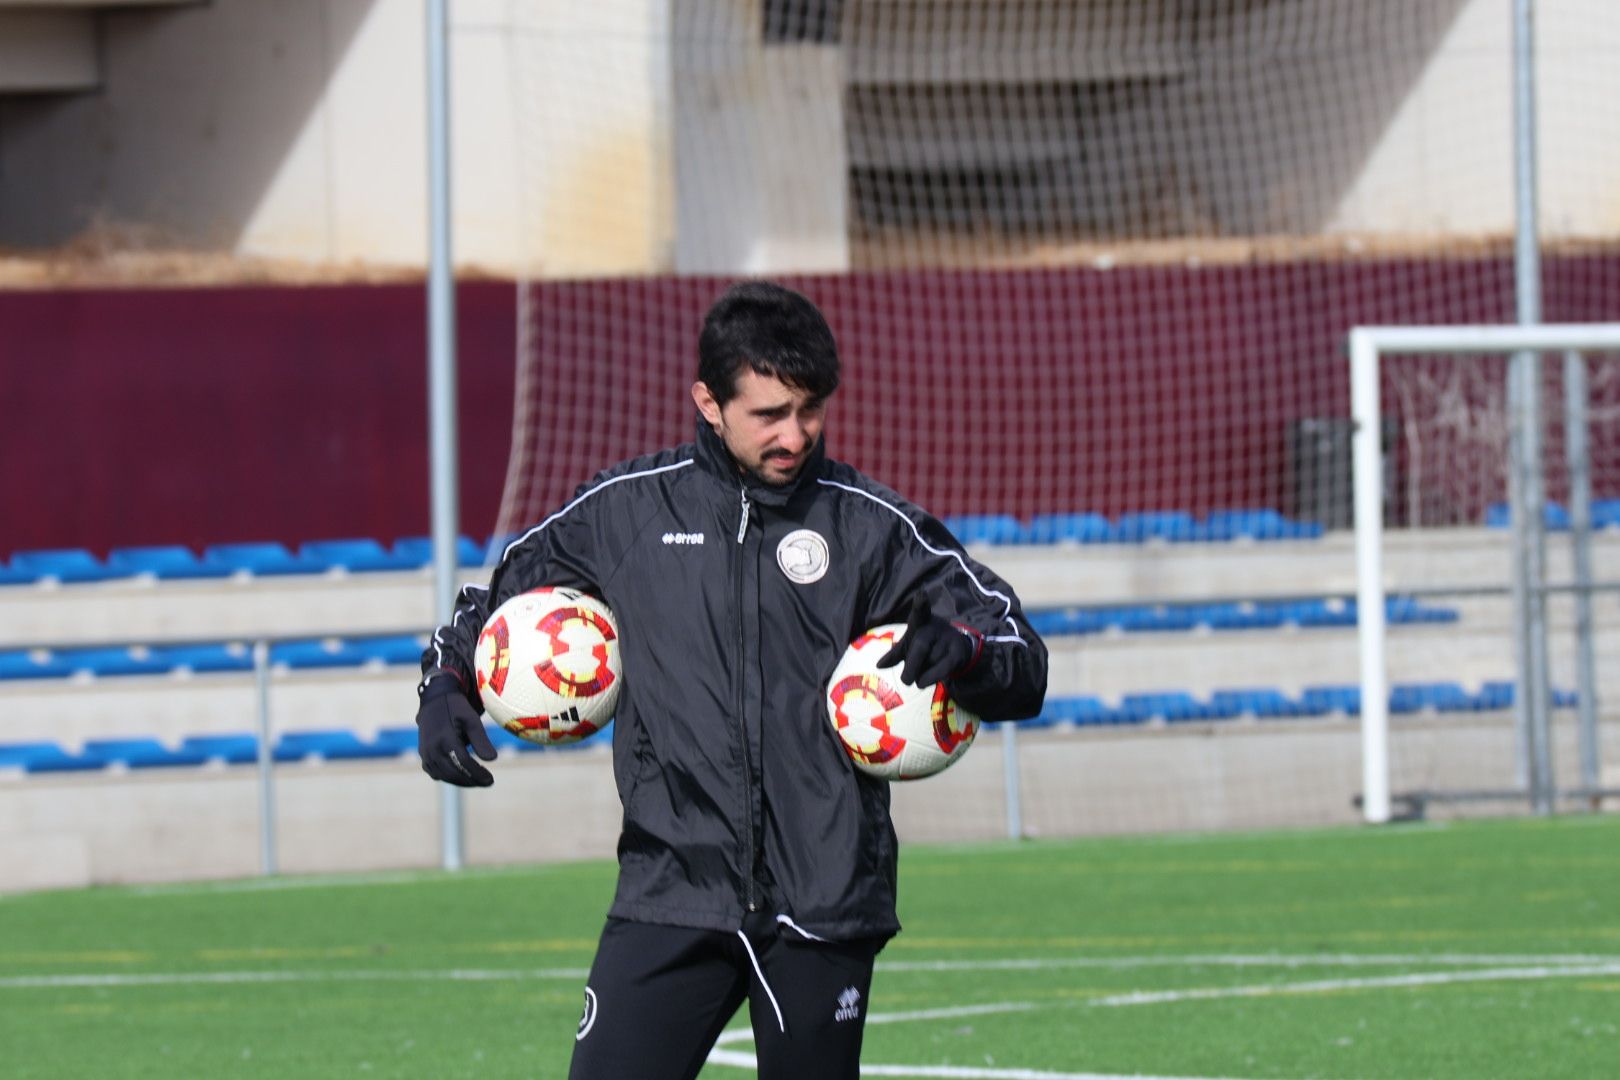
[{"xmin": 1352, "ymin": 323, "xmax": 1620, "ymax": 823}]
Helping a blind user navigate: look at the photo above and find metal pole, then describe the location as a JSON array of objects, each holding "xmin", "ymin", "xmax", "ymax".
[
  {"xmin": 1350, "ymin": 329, "xmax": 1390, "ymax": 824},
  {"xmin": 1511, "ymin": 0, "xmax": 1553, "ymax": 814},
  {"xmin": 427, "ymin": 0, "xmax": 465, "ymax": 869},
  {"xmin": 1000, "ymin": 722, "xmax": 1023, "ymax": 840},
  {"xmin": 253, "ymin": 639, "xmax": 278, "ymax": 876},
  {"xmin": 1565, "ymin": 350, "xmax": 1600, "ymax": 797}
]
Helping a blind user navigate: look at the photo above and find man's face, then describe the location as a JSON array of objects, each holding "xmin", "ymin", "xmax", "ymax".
[{"xmin": 692, "ymin": 368, "xmax": 829, "ymax": 487}]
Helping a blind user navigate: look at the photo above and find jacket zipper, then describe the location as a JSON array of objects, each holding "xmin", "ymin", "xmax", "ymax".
[{"xmin": 734, "ymin": 485, "xmax": 758, "ymax": 912}]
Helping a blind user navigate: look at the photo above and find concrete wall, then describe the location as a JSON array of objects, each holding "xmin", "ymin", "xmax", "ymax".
[
  {"xmin": 2, "ymin": 0, "xmax": 1617, "ymax": 274},
  {"xmin": 0, "ymin": 0, "xmax": 676, "ymax": 275},
  {"xmin": 5, "ymin": 716, "xmax": 1616, "ymax": 893},
  {"xmin": 1328, "ymin": 0, "xmax": 1620, "ymax": 238}
]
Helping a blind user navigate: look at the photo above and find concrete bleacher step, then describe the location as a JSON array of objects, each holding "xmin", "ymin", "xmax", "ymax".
[
  {"xmin": 3, "ymin": 620, "xmax": 1617, "ymax": 756},
  {"xmin": 8, "ymin": 525, "xmax": 1615, "ymax": 651},
  {"xmin": 0, "ymin": 571, "xmax": 449, "ymax": 650},
  {"xmin": 1053, "ymin": 619, "xmax": 1620, "ymax": 703},
  {"xmin": 0, "ymin": 679, "xmax": 1573, "ymax": 778},
  {"xmin": 3, "ymin": 599, "xmax": 1483, "ymax": 684}
]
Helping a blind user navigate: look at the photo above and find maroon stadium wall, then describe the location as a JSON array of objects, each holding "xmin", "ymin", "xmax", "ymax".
[
  {"xmin": 0, "ymin": 282, "xmax": 517, "ymax": 557},
  {"xmin": 2, "ymin": 259, "xmax": 1616, "ymax": 557}
]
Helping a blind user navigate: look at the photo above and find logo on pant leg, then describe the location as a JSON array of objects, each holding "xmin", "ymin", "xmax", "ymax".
[
  {"xmin": 834, "ymin": 986, "xmax": 861, "ymax": 1022},
  {"xmin": 576, "ymin": 986, "xmax": 598, "ymax": 1041}
]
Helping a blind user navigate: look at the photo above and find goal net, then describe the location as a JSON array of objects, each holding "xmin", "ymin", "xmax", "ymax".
[
  {"xmin": 484, "ymin": 0, "xmax": 1620, "ymax": 835},
  {"xmin": 1352, "ymin": 326, "xmax": 1620, "ymax": 823}
]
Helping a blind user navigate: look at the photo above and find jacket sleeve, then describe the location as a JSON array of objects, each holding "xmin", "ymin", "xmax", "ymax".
[
  {"xmin": 862, "ymin": 505, "xmax": 1048, "ymax": 722},
  {"xmin": 417, "ymin": 479, "xmax": 608, "ymax": 710}
]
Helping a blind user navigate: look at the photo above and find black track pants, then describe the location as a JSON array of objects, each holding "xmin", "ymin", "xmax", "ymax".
[{"xmin": 568, "ymin": 914, "xmax": 882, "ymax": 1080}]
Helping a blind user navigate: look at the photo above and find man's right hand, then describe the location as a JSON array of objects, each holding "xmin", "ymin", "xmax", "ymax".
[{"xmin": 416, "ymin": 678, "xmax": 498, "ymax": 787}]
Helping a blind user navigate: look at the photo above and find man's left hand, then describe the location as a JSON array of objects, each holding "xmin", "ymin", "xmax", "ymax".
[{"xmin": 877, "ymin": 595, "xmax": 981, "ymax": 688}]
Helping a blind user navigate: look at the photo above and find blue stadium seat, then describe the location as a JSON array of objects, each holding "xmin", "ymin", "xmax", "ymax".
[
  {"xmin": 276, "ymin": 730, "xmax": 400, "ymax": 761},
  {"xmin": 347, "ymin": 635, "xmax": 430, "ymax": 666},
  {"xmin": 1291, "ymin": 600, "xmax": 1357, "ymax": 628},
  {"xmin": 55, "ymin": 647, "xmax": 176, "ymax": 678},
  {"xmin": 300, "ymin": 538, "xmax": 420, "ymax": 573},
  {"xmin": 1485, "ymin": 502, "xmax": 1570, "ymax": 530},
  {"xmin": 1209, "ymin": 688, "xmax": 1310, "ymax": 718},
  {"xmin": 1593, "ymin": 499, "xmax": 1620, "ymax": 529},
  {"xmin": 941, "ymin": 514, "xmax": 1025, "ymax": 546},
  {"xmin": 154, "ymin": 644, "xmax": 255, "ymax": 673},
  {"xmin": 8, "ymin": 548, "xmax": 127, "ymax": 584},
  {"xmin": 179, "ymin": 734, "xmax": 259, "ymax": 764},
  {"xmin": 1115, "ymin": 606, "xmax": 1200, "ymax": 633},
  {"xmin": 1202, "ymin": 508, "xmax": 1323, "ymax": 541},
  {"xmin": 1026, "ymin": 609, "xmax": 1115, "ymax": 636},
  {"xmin": 1389, "ymin": 682, "xmax": 1477, "ymax": 714},
  {"xmin": 1203, "ymin": 603, "xmax": 1289, "ymax": 631},
  {"xmin": 180, "ymin": 733, "xmax": 303, "ymax": 764},
  {"xmin": 202, "ymin": 542, "xmax": 328, "ymax": 576},
  {"xmin": 1386, "ymin": 596, "xmax": 1460, "ymax": 625},
  {"xmin": 1025, "ymin": 599, "xmax": 1464, "ymax": 637},
  {"xmin": 393, "ymin": 535, "xmax": 488, "ymax": 568},
  {"xmin": 0, "ymin": 741, "xmax": 68, "ymax": 768},
  {"xmin": 1121, "ymin": 691, "xmax": 1233, "ymax": 723},
  {"xmin": 20, "ymin": 745, "xmax": 109, "ymax": 773},
  {"xmin": 372, "ymin": 727, "xmax": 422, "ymax": 755},
  {"xmin": 0, "ymin": 651, "xmax": 74, "ymax": 681},
  {"xmin": 270, "ymin": 731, "xmax": 390, "ymax": 764},
  {"xmin": 0, "ymin": 560, "xmax": 42, "ymax": 586},
  {"xmin": 1301, "ymin": 685, "xmax": 1361, "ymax": 715},
  {"xmin": 1468, "ymin": 681, "xmax": 1575, "ymax": 711},
  {"xmin": 1112, "ymin": 511, "xmax": 1199, "ymax": 543},
  {"xmin": 106, "ymin": 545, "xmax": 233, "ymax": 580},
  {"xmin": 1041, "ymin": 695, "xmax": 1130, "ymax": 726},
  {"xmin": 83, "ymin": 738, "xmax": 211, "ymax": 769},
  {"xmin": 1024, "ymin": 512, "xmax": 1112, "ymax": 544},
  {"xmin": 1002, "ymin": 713, "xmax": 1058, "ymax": 730},
  {"xmin": 271, "ymin": 639, "xmax": 367, "ymax": 670}
]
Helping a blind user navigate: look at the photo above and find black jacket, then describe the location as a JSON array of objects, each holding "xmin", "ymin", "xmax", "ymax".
[{"xmin": 422, "ymin": 420, "xmax": 1047, "ymax": 941}]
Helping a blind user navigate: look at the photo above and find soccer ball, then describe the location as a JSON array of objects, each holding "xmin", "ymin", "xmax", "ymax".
[
  {"xmin": 825, "ymin": 624, "xmax": 979, "ymax": 780},
  {"xmin": 474, "ymin": 587, "xmax": 622, "ymax": 745}
]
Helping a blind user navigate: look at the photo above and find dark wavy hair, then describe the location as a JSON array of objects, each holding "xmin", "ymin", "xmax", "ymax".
[{"xmin": 697, "ymin": 281, "xmax": 840, "ymax": 406}]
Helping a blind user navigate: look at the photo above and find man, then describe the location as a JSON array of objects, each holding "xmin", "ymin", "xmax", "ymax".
[{"xmin": 417, "ymin": 280, "xmax": 1047, "ymax": 1079}]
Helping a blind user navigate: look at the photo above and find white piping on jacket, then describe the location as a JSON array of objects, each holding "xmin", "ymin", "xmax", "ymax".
[
  {"xmin": 425, "ymin": 459, "xmax": 694, "ymax": 681},
  {"xmin": 815, "ymin": 478, "xmax": 1028, "ymax": 645}
]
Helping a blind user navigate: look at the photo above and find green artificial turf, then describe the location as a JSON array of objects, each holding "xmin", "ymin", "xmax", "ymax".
[{"xmin": 3, "ymin": 814, "xmax": 1616, "ymax": 1078}]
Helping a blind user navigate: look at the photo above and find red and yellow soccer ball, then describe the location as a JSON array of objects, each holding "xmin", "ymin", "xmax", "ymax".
[
  {"xmin": 474, "ymin": 587, "xmax": 622, "ymax": 745},
  {"xmin": 825, "ymin": 624, "xmax": 979, "ymax": 780}
]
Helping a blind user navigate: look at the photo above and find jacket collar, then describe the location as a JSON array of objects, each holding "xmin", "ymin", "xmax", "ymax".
[{"xmin": 693, "ymin": 415, "xmax": 825, "ymax": 508}]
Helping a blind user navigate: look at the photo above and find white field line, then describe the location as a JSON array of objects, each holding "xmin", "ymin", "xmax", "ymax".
[
  {"xmin": 116, "ymin": 866, "xmax": 547, "ymax": 897},
  {"xmin": 1087, "ymin": 962, "xmax": 1620, "ymax": 1007},
  {"xmin": 3, "ymin": 952, "xmax": 1616, "ymax": 992},
  {"xmin": 0, "ymin": 967, "xmax": 589, "ymax": 989},
  {"xmin": 702, "ymin": 959, "xmax": 1620, "ymax": 1078},
  {"xmin": 876, "ymin": 952, "xmax": 1620, "ymax": 973},
  {"xmin": 707, "ymin": 1047, "xmax": 1244, "ymax": 1080},
  {"xmin": 709, "ymin": 1003, "xmax": 1243, "ymax": 1080}
]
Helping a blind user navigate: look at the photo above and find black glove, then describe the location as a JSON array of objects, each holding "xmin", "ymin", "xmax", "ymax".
[
  {"xmin": 877, "ymin": 596, "xmax": 981, "ymax": 689},
  {"xmin": 416, "ymin": 675, "xmax": 497, "ymax": 787}
]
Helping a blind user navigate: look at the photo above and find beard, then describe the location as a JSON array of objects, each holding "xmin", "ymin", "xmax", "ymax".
[{"xmin": 743, "ymin": 451, "xmax": 804, "ymax": 487}]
